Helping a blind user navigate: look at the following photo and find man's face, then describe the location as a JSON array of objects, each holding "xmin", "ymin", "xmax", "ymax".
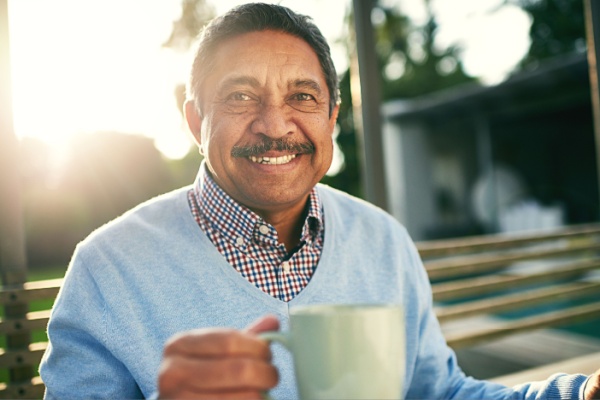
[{"xmin": 187, "ymin": 30, "xmax": 339, "ymax": 217}]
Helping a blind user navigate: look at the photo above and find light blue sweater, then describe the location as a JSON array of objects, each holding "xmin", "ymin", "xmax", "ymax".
[{"xmin": 40, "ymin": 184, "xmax": 588, "ymax": 399}]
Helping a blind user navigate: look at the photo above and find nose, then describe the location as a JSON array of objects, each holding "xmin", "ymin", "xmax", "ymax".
[{"xmin": 250, "ymin": 103, "xmax": 295, "ymax": 139}]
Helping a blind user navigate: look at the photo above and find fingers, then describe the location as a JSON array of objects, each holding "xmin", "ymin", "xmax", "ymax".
[
  {"xmin": 584, "ymin": 369, "xmax": 600, "ymax": 400},
  {"xmin": 163, "ymin": 389, "xmax": 266, "ymax": 400},
  {"xmin": 159, "ymin": 354, "xmax": 278, "ymax": 395},
  {"xmin": 158, "ymin": 316, "xmax": 281, "ymax": 399},
  {"xmin": 245, "ymin": 314, "xmax": 280, "ymax": 335},
  {"xmin": 164, "ymin": 328, "xmax": 272, "ymax": 360}
]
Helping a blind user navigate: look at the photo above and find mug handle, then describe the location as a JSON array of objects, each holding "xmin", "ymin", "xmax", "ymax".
[
  {"xmin": 258, "ymin": 331, "xmax": 290, "ymax": 348},
  {"xmin": 258, "ymin": 331, "xmax": 290, "ymax": 400}
]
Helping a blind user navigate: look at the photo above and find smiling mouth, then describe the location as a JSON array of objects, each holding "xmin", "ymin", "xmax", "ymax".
[
  {"xmin": 249, "ymin": 154, "xmax": 297, "ymax": 165},
  {"xmin": 231, "ymin": 138, "xmax": 315, "ymax": 160}
]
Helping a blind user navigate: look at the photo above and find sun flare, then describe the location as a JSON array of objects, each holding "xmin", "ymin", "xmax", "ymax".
[{"xmin": 8, "ymin": 0, "xmax": 193, "ymax": 159}]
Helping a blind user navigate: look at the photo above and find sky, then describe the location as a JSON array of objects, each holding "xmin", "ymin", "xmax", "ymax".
[{"xmin": 7, "ymin": 0, "xmax": 530, "ymax": 159}]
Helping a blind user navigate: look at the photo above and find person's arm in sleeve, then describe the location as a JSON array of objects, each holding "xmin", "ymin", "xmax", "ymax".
[{"xmin": 39, "ymin": 245, "xmax": 143, "ymax": 399}]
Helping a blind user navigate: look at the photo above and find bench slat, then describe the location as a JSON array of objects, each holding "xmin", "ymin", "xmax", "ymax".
[
  {"xmin": 0, "ymin": 376, "xmax": 45, "ymax": 398},
  {"xmin": 0, "ymin": 279, "xmax": 62, "ymax": 305},
  {"xmin": 425, "ymin": 242, "xmax": 600, "ymax": 280},
  {"xmin": 0, "ymin": 310, "xmax": 51, "ymax": 334},
  {"xmin": 0, "ymin": 343, "xmax": 47, "ymax": 369},
  {"xmin": 432, "ymin": 258, "xmax": 600, "ymax": 301},
  {"xmin": 417, "ymin": 224, "xmax": 600, "ymax": 258},
  {"xmin": 436, "ymin": 281, "xmax": 600, "ymax": 322},
  {"xmin": 445, "ymin": 301, "xmax": 600, "ymax": 349}
]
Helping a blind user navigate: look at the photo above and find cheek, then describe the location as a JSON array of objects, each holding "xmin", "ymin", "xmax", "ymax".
[
  {"xmin": 303, "ymin": 114, "xmax": 332, "ymax": 138},
  {"xmin": 201, "ymin": 116, "xmax": 234, "ymax": 154},
  {"xmin": 199, "ymin": 118, "xmax": 211, "ymax": 149},
  {"xmin": 323, "ymin": 136, "xmax": 334, "ymax": 163},
  {"xmin": 313, "ymin": 121, "xmax": 335, "ymax": 152}
]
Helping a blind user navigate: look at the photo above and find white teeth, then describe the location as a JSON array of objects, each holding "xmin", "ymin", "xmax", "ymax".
[{"xmin": 249, "ymin": 154, "xmax": 296, "ymax": 165}]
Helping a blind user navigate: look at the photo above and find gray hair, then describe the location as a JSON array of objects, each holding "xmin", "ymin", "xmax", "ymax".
[{"xmin": 186, "ymin": 2, "xmax": 340, "ymax": 116}]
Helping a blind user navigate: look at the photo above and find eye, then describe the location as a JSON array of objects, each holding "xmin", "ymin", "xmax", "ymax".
[
  {"xmin": 227, "ymin": 92, "xmax": 253, "ymax": 102},
  {"xmin": 291, "ymin": 93, "xmax": 316, "ymax": 102},
  {"xmin": 219, "ymin": 91, "xmax": 259, "ymax": 114},
  {"xmin": 287, "ymin": 92, "xmax": 321, "ymax": 113}
]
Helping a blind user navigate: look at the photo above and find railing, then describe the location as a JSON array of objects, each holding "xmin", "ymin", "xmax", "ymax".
[
  {"xmin": 417, "ymin": 223, "xmax": 600, "ymax": 382},
  {"xmin": 0, "ymin": 279, "xmax": 61, "ymax": 398}
]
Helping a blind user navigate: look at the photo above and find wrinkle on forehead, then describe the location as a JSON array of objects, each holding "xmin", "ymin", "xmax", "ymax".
[{"xmin": 202, "ymin": 30, "xmax": 330, "ymax": 106}]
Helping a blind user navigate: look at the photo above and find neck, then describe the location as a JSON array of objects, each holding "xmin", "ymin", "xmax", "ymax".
[{"xmin": 254, "ymin": 200, "xmax": 309, "ymax": 253}]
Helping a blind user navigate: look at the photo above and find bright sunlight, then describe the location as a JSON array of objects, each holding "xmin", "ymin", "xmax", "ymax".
[
  {"xmin": 8, "ymin": 0, "xmax": 192, "ymax": 159},
  {"xmin": 7, "ymin": 0, "xmax": 529, "ymax": 159}
]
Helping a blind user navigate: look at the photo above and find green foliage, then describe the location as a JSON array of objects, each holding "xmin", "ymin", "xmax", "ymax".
[
  {"xmin": 320, "ymin": 71, "xmax": 363, "ymax": 198},
  {"xmin": 373, "ymin": 4, "xmax": 477, "ymax": 100},
  {"xmin": 323, "ymin": 1, "xmax": 477, "ymax": 199},
  {"xmin": 331, "ymin": 0, "xmax": 587, "ymax": 201},
  {"xmin": 516, "ymin": 0, "xmax": 586, "ymax": 68}
]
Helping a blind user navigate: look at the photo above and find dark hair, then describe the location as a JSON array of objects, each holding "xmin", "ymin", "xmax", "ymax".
[{"xmin": 187, "ymin": 2, "xmax": 340, "ymax": 115}]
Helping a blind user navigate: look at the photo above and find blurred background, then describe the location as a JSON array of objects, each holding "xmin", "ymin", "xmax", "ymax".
[{"xmin": 5, "ymin": 0, "xmax": 597, "ymax": 268}]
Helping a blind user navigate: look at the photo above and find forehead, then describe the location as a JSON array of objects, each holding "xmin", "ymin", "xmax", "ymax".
[{"xmin": 205, "ymin": 30, "xmax": 327, "ymax": 93}]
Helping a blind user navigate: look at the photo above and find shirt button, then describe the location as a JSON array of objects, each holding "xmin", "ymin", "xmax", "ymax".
[
  {"xmin": 235, "ymin": 236, "xmax": 244, "ymax": 246},
  {"xmin": 281, "ymin": 261, "xmax": 291, "ymax": 273},
  {"xmin": 259, "ymin": 225, "xmax": 269, "ymax": 235}
]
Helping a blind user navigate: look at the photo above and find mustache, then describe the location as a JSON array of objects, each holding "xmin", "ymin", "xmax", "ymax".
[{"xmin": 231, "ymin": 138, "xmax": 315, "ymax": 158}]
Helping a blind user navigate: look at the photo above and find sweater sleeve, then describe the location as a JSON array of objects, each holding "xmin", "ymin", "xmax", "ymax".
[
  {"xmin": 399, "ymin": 227, "xmax": 589, "ymax": 400},
  {"xmin": 39, "ymin": 244, "xmax": 144, "ymax": 399}
]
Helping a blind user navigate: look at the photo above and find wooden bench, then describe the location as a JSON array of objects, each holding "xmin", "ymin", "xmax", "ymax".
[
  {"xmin": 0, "ymin": 278, "xmax": 61, "ymax": 398},
  {"xmin": 1, "ymin": 224, "xmax": 599, "ymax": 398},
  {"xmin": 417, "ymin": 223, "xmax": 600, "ymax": 381}
]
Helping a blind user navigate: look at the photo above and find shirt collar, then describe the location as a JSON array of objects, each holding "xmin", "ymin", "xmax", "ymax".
[{"xmin": 193, "ymin": 163, "xmax": 324, "ymax": 248}]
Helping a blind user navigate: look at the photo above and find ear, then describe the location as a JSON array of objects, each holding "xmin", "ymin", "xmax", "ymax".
[
  {"xmin": 184, "ymin": 100, "xmax": 203, "ymax": 148},
  {"xmin": 328, "ymin": 104, "xmax": 340, "ymax": 133}
]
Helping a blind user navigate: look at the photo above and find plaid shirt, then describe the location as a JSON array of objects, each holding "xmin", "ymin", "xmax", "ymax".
[{"xmin": 187, "ymin": 168, "xmax": 324, "ymax": 302}]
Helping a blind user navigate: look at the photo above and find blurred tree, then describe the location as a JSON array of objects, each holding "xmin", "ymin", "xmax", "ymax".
[
  {"xmin": 20, "ymin": 133, "xmax": 195, "ymax": 266},
  {"xmin": 327, "ymin": 0, "xmax": 587, "ymax": 201},
  {"xmin": 62, "ymin": 132, "xmax": 174, "ymax": 221},
  {"xmin": 320, "ymin": 70, "xmax": 362, "ymax": 197},
  {"xmin": 373, "ymin": 2, "xmax": 477, "ymax": 100},
  {"xmin": 166, "ymin": 146, "xmax": 203, "ymax": 186},
  {"xmin": 163, "ymin": 0, "xmax": 215, "ymax": 119},
  {"xmin": 513, "ymin": 0, "xmax": 586, "ymax": 68},
  {"xmin": 162, "ymin": 0, "xmax": 215, "ymax": 51},
  {"xmin": 323, "ymin": 1, "xmax": 476, "ymax": 198}
]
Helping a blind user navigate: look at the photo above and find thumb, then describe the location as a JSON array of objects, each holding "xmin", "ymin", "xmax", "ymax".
[
  {"xmin": 245, "ymin": 314, "xmax": 280, "ymax": 335},
  {"xmin": 584, "ymin": 369, "xmax": 600, "ymax": 400}
]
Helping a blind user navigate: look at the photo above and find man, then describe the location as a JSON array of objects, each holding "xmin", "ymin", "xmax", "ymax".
[{"xmin": 40, "ymin": 3, "xmax": 599, "ymax": 399}]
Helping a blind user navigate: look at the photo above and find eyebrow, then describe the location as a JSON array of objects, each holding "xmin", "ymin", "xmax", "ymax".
[
  {"xmin": 217, "ymin": 76, "xmax": 324, "ymax": 95},
  {"xmin": 217, "ymin": 76, "xmax": 261, "ymax": 93},
  {"xmin": 291, "ymin": 79, "xmax": 324, "ymax": 95}
]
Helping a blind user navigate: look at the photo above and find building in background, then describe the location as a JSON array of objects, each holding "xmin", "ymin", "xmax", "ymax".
[{"xmin": 383, "ymin": 53, "xmax": 598, "ymax": 240}]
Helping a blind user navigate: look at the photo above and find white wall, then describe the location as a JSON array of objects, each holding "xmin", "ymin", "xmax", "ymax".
[{"xmin": 383, "ymin": 118, "xmax": 436, "ymax": 240}]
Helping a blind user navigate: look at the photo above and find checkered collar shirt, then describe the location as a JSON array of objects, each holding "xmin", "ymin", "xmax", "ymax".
[{"xmin": 188, "ymin": 166, "xmax": 325, "ymax": 302}]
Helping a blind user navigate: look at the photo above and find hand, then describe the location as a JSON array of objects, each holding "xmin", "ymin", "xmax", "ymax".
[
  {"xmin": 158, "ymin": 315, "xmax": 280, "ymax": 399},
  {"xmin": 584, "ymin": 369, "xmax": 600, "ymax": 400}
]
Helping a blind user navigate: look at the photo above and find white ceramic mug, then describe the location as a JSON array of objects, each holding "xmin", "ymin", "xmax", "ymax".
[{"xmin": 262, "ymin": 304, "xmax": 405, "ymax": 400}]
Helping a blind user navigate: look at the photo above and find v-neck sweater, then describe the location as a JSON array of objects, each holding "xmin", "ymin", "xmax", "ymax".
[{"xmin": 40, "ymin": 184, "xmax": 589, "ymax": 399}]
